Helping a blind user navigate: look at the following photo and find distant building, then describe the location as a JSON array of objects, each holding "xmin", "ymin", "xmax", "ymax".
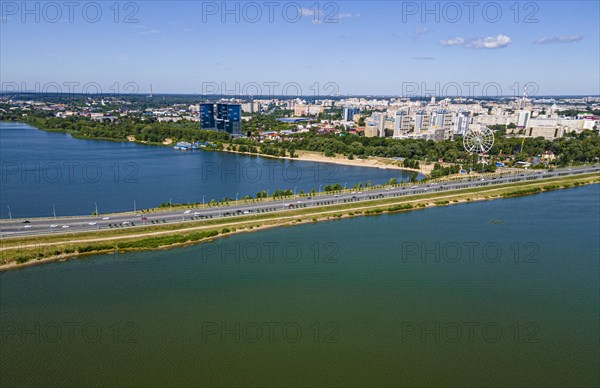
[
  {"xmin": 217, "ymin": 103, "xmax": 242, "ymax": 134},
  {"xmin": 242, "ymin": 101, "xmax": 261, "ymax": 113},
  {"xmin": 393, "ymin": 111, "xmax": 411, "ymax": 138},
  {"xmin": 526, "ymin": 126, "xmax": 565, "ymax": 140},
  {"xmin": 200, "ymin": 103, "xmax": 242, "ymax": 134},
  {"xmin": 342, "ymin": 106, "xmax": 360, "ymax": 121},
  {"xmin": 364, "ymin": 126, "xmax": 379, "ymax": 137},
  {"xmin": 294, "ymin": 104, "xmax": 324, "ymax": 116},
  {"xmin": 431, "ymin": 109, "xmax": 453, "ymax": 130},
  {"xmin": 414, "ymin": 110, "xmax": 430, "ymax": 133},
  {"xmin": 454, "ymin": 111, "xmax": 470, "ymax": 135},
  {"xmin": 517, "ymin": 110, "xmax": 531, "ymax": 128},
  {"xmin": 200, "ymin": 103, "xmax": 215, "ymax": 130},
  {"xmin": 367, "ymin": 112, "xmax": 386, "ymax": 137}
]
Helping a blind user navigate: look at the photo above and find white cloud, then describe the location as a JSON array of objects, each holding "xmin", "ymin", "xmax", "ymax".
[
  {"xmin": 439, "ymin": 37, "xmax": 465, "ymax": 46},
  {"xmin": 465, "ymin": 34, "xmax": 511, "ymax": 49},
  {"xmin": 439, "ymin": 35, "xmax": 512, "ymax": 49},
  {"xmin": 299, "ymin": 8, "xmax": 315, "ymax": 17},
  {"xmin": 415, "ymin": 26, "xmax": 429, "ymax": 36},
  {"xmin": 533, "ymin": 35, "xmax": 582, "ymax": 44},
  {"xmin": 135, "ymin": 25, "xmax": 160, "ymax": 35},
  {"xmin": 413, "ymin": 56, "xmax": 435, "ymax": 60},
  {"xmin": 299, "ymin": 8, "xmax": 358, "ymax": 22}
]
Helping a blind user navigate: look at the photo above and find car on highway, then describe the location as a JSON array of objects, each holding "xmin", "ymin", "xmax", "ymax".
[
  {"xmin": 88, "ymin": 222, "xmax": 97, "ymax": 226},
  {"xmin": 193, "ymin": 212, "xmax": 201, "ymax": 215},
  {"xmin": 103, "ymin": 217, "xmax": 110, "ymax": 220},
  {"xmin": 62, "ymin": 225, "xmax": 69, "ymax": 229},
  {"xmin": 50, "ymin": 224, "xmax": 58, "ymax": 228},
  {"xmin": 22, "ymin": 220, "xmax": 30, "ymax": 224},
  {"xmin": 122, "ymin": 221, "xmax": 131, "ymax": 225},
  {"xmin": 24, "ymin": 225, "xmax": 32, "ymax": 228},
  {"xmin": 184, "ymin": 210, "xmax": 191, "ymax": 214}
]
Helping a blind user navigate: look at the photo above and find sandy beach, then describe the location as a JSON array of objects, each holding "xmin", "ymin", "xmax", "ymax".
[{"xmin": 220, "ymin": 146, "xmax": 435, "ymax": 175}]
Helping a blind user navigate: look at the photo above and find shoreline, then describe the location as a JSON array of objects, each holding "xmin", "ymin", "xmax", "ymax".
[
  {"xmin": 218, "ymin": 146, "xmax": 434, "ymax": 175},
  {"xmin": 2, "ymin": 174, "xmax": 598, "ymax": 271}
]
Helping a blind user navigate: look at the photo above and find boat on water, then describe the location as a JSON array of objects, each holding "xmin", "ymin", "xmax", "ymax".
[{"xmin": 173, "ymin": 141, "xmax": 200, "ymax": 151}]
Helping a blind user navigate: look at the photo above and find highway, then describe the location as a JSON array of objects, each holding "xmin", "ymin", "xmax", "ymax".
[{"xmin": 1, "ymin": 166, "xmax": 598, "ymax": 238}]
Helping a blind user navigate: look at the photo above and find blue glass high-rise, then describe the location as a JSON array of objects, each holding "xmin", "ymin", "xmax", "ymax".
[
  {"xmin": 200, "ymin": 103, "xmax": 242, "ymax": 134},
  {"xmin": 216, "ymin": 103, "xmax": 242, "ymax": 134},
  {"xmin": 200, "ymin": 103, "xmax": 215, "ymax": 130}
]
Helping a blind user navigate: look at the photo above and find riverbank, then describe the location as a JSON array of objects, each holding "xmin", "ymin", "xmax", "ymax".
[{"xmin": 2, "ymin": 173, "xmax": 598, "ymax": 271}]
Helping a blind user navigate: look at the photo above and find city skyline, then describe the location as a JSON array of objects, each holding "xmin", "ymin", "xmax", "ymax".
[{"xmin": 1, "ymin": 1, "xmax": 598, "ymax": 95}]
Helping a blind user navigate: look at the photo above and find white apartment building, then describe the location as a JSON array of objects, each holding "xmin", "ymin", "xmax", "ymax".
[
  {"xmin": 454, "ymin": 111, "xmax": 470, "ymax": 135},
  {"xmin": 393, "ymin": 111, "xmax": 412, "ymax": 138},
  {"xmin": 517, "ymin": 110, "xmax": 531, "ymax": 127}
]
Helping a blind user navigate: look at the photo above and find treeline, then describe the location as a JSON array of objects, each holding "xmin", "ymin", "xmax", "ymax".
[
  {"xmin": 559, "ymin": 109, "xmax": 600, "ymax": 117},
  {"xmin": 7, "ymin": 113, "xmax": 230, "ymax": 144}
]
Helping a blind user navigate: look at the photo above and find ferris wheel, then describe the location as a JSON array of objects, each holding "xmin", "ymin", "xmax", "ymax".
[
  {"xmin": 463, "ymin": 127, "xmax": 495, "ymax": 174},
  {"xmin": 463, "ymin": 127, "xmax": 494, "ymax": 155}
]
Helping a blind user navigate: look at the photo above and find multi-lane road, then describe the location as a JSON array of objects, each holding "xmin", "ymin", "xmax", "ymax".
[{"xmin": 1, "ymin": 166, "xmax": 598, "ymax": 238}]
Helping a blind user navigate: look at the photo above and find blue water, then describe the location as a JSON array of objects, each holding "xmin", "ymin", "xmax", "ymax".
[
  {"xmin": 0, "ymin": 122, "xmax": 411, "ymax": 218},
  {"xmin": 1, "ymin": 185, "xmax": 598, "ymax": 386}
]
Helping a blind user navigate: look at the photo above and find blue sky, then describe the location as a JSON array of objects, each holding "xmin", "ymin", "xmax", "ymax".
[{"xmin": 1, "ymin": 1, "xmax": 598, "ymax": 96}]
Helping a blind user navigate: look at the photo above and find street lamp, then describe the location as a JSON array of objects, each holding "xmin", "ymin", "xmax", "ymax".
[
  {"xmin": 95, "ymin": 202, "xmax": 98, "ymax": 218},
  {"xmin": 53, "ymin": 204, "xmax": 56, "ymax": 219},
  {"xmin": 294, "ymin": 187, "xmax": 297, "ymax": 198},
  {"xmin": 236, "ymin": 192, "xmax": 239, "ymax": 202},
  {"xmin": 7, "ymin": 206, "xmax": 12, "ymax": 221},
  {"xmin": 202, "ymin": 195, "xmax": 205, "ymax": 208}
]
